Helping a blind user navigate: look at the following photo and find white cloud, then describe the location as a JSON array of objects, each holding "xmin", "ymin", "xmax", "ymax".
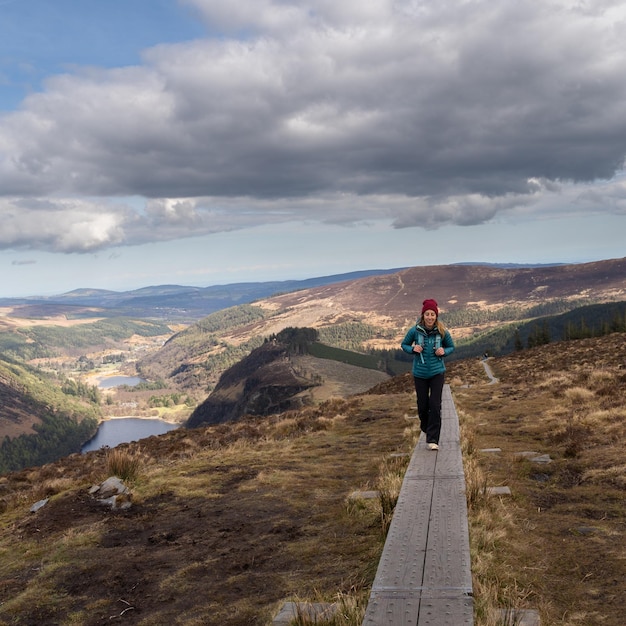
[
  {"xmin": 1, "ymin": 0, "xmax": 626, "ymax": 253},
  {"xmin": 0, "ymin": 198, "xmax": 126, "ymax": 252}
]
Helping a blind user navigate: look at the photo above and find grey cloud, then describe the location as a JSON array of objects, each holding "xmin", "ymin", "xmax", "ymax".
[
  {"xmin": 1, "ymin": 0, "xmax": 626, "ymax": 250},
  {"xmin": 575, "ymin": 179, "xmax": 626, "ymax": 213}
]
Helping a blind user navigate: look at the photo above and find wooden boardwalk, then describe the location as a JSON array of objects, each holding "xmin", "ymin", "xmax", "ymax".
[{"xmin": 362, "ymin": 385, "xmax": 473, "ymax": 625}]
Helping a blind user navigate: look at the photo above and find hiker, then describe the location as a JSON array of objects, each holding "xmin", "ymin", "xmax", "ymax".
[{"xmin": 401, "ymin": 298, "xmax": 455, "ymax": 450}]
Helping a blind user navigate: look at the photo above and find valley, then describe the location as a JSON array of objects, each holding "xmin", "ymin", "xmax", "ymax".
[{"xmin": 2, "ymin": 257, "xmax": 625, "ymax": 468}]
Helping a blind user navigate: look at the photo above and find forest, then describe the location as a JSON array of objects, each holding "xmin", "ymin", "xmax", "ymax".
[
  {"xmin": 0, "ymin": 356, "xmax": 101, "ymax": 474},
  {"xmin": 0, "ymin": 317, "xmax": 171, "ymax": 361},
  {"xmin": 451, "ymin": 300, "xmax": 626, "ymax": 360}
]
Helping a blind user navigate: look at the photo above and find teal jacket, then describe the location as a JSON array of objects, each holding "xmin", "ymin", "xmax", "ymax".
[{"xmin": 401, "ymin": 324, "xmax": 455, "ymax": 379}]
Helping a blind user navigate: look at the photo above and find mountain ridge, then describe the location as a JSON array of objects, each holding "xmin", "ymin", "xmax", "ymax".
[
  {"xmin": 0, "ymin": 269, "xmax": 409, "ymax": 320},
  {"xmin": 138, "ymin": 256, "xmax": 626, "ymax": 392},
  {"xmin": 187, "ymin": 333, "xmax": 390, "ymax": 428}
]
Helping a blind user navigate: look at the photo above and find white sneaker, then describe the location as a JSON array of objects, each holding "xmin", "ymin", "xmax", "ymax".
[{"xmin": 428, "ymin": 443, "xmax": 439, "ymax": 451}]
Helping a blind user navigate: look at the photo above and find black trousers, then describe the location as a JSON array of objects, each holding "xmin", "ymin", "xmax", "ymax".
[{"xmin": 413, "ymin": 373, "xmax": 445, "ymax": 444}]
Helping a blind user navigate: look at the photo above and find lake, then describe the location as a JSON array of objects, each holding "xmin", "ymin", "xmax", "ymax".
[
  {"xmin": 98, "ymin": 375, "xmax": 146, "ymax": 389},
  {"xmin": 81, "ymin": 418, "xmax": 179, "ymax": 453}
]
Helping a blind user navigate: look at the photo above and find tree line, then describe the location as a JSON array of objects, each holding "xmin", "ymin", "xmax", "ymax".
[
  {"xmin": 453, "ymin": 301, "xmax": 626, "ymax": 359},
  {"xmin": 0, "ymin": 318, "xmax": 171, "ymax": 361}
]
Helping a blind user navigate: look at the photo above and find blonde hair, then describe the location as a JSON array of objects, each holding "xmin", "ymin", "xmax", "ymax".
[{"xmin": 418, "ymin": 315, "xmax": 448, "ymax": 336}]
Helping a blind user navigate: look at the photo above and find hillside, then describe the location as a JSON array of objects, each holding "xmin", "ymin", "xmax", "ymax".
[
  {"xmin": 250, "ymin": 256, "xmax": 626, "ymax": 330},
  {"xmin": 0, "ymin": 357, "xmax": 100, "ymax": 473},
  {"xmin": 138, "ymin": 257, "xmax": 626, "ymax": 392},
  {"xmin": 1, "ymin": 257, "xmax": 624, "ymax": 471},
  {"xmin": 0, "ymin": 269, "xmax": 405, "ymax": 321},
  {"xmin": 187, "ymin": 331, "xmax": 390, "ymax": 428},
  {"xmin": 0, "ymin": 333, "xmax": 624, "ymax": 625}
]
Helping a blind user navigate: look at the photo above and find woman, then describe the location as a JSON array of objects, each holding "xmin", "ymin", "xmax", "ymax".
[{"xmin": 401, "ymin": 299, "xmax": 455, "ymax": 450}]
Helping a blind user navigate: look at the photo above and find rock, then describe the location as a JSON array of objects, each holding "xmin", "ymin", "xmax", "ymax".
[
  {"xmin": 89, "ymin": 476, "xmax": 132, "ymax": 510},
  {"xmin": 30, "ymin": 498, "xmax": 49, "ymax": 513},
  {"xmin": 97, "ymin": 476, "xmax": 129, "ymax": 498},
  {"xmin": 515, "ymin": 451, "xmax": 552, "ymax": 463},
  {"xmin": 99, "ymin": 493, "xmax": 133, "ymax": 511},
  {"xmin": 530, "ymin": 454, "xmax": 552, "ymax": 464},
  {"xmin": 273, "ymin": 602, "xmax": 338, "ymax": 625},
  {"xmin": 498, "ymin": 609, "xmax": 540, "ymax": 626}
]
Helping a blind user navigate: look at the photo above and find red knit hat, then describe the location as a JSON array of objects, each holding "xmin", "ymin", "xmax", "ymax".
[{"xmin": 421, "ymin": 299, "xmax": 439, "ymax": 316}]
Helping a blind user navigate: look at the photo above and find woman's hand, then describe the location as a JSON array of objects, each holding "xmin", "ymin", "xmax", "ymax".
[
  {"xmin": 435, "ymin": 347, "xmax": 445, "ymax": 356},
  {"xmin": 413, "ymin": 345, "xmax": 423, "ymax": 353}
]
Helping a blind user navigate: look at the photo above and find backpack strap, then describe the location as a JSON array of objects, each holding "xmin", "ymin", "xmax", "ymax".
[{"xmin": 415, "ymin": 327, "xmax": 425, "ymax": 363}]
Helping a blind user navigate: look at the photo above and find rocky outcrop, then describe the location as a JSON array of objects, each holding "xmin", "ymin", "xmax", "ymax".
[{"xmin": 187, "ymin": 341, "xmax": 318, "ymax": 428}]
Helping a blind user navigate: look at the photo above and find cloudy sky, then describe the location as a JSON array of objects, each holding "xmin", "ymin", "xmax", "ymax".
[{"xmin": 1, "ymin": 0, "xmax": 625, "ymax": 297}]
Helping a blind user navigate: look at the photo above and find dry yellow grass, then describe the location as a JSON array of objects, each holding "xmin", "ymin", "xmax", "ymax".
[{"xmin": 449, "ymin": 332, "xmax": 626, "ymax": 626}]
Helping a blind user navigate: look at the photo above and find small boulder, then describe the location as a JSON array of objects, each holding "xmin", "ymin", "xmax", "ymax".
[
  {"xmin": 30, "ymin": 498, "xmax": 49, "ymax": 513},
  {"xmin": 89, "ymin": 476, "xmax": 132, "ymax": 510}
]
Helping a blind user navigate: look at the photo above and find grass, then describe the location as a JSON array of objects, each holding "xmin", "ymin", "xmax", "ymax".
[
  {"xmin": 449, "ymin": 332, "xmax": 626, "ymax": 625},
  {"xmin": 289, "ymin": 588, "xmax": 369, "ymax": 625},
  {"xmin": 0, "ymin": 333, "xmax": 624, "ymax": 625},
  {"xmin": 0, "ymin": 395, "xmax": 411, "ymax": 625},
  {"xmin": 105, "ymin": 447, "xmax": 142, "ymax": 482},
  {"xmin": 376, "ymin": 454, "xmax": 408, "ymax": 535}
]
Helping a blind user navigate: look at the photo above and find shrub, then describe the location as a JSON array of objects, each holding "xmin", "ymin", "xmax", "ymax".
[{"xmin": 106, "ymin": 448, "xmax": 141, "ymax": 482}]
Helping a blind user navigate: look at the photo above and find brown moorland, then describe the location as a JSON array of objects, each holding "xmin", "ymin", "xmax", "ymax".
[
  {"xmin": 450, "ymin": 332, "xmax": 626, "ymax": 625},
  {"xmin": 247, "ymin": 257, "xmax": 626, "ymax": 343},
  {"xmin": 255, "ymin": 257, "xmax": 626, "ymax": 324},
  {"xmin": 0, "ymin": 332, "xmax": 624, "ymax": 625}
]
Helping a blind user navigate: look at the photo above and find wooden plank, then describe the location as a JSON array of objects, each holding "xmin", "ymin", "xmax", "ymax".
[
  {"xmin": 369, "ymin": 478, "xmax": 432, "ymax": 591},
  {"xmin": 417, "ymin": 598, "xmax": 474, "ymax": 625},
  {"xmin": 362, "ymin": 385, "xmax": 473, "ymax": 626},
  {"xmin": 363, "ymin": 591, "xmax": 422, "ymax": 626},
  {"xmin": 405, "ymin": 448, "xmax": 463, "ymax": 480},
  {"xmin": 422, "ymin": 478, "xmax": 472, "ymax": 594},
  {"xmin": 405, "ymin": 444, "xmax": 437, "ymax": 477},
  {"xmin": 440, "ymin": 386, "xmax": 461, "ymax": 442}
]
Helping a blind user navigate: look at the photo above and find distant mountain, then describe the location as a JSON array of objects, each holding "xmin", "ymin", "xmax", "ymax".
[
  {"xmin": 452, "ymin": 261, "xmax": 566, "ymax": 268},
  {"xmin": 256, "ymin": 257, "xmax": 626, "ymax": 322},
  {"xmin": 0, "ymin": 269, "xmax": 408, "ymax": 321}
]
